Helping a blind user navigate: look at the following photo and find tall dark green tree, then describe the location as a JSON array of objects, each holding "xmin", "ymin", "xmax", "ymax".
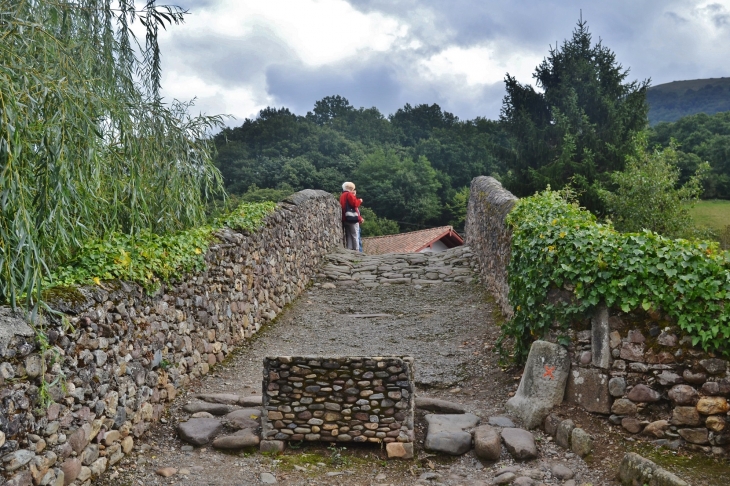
[
  {"xmin": 390, "ymin": 103, "xmax": 458, "ymax": 146},
  {"xmin": 306, "ymin": 95, "xmax": 353, "ymax": 125},
  {"xmin": 501, "ymin": 19, "xmax": 649, "ymax": 211}
]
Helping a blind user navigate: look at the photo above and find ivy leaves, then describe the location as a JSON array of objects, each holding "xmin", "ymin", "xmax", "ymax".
[
  {"xmin": 501, "ymin": 190, "xmax": 730, "ymax": 363},
  {"xmin": 50, "ymin": 202, "xmax": 276, "ymax": 292}
]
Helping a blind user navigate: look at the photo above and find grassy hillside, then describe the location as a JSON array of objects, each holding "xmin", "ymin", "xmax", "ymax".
[
  {"xmin": 689, "ymin": 199, "xmax": 730, "ymax": 231},
  {"xmin": 648, "ymin": 77, "xmax": 730, "ymax": 125}
]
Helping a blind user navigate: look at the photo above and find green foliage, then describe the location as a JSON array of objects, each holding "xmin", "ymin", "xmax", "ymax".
[
  {"xmin": 0, "ymin": 1, "xmax": 224, "ymax": 308},
  {"xmin": 50, "ymin": 202, "xmax": 275, "ymax": 291},
  {"xmin": 500, "ymin": 19, "xmax": 649, "ymax": 212},
  {"xmin": 720, "ymin": 226, "xmax": 730, "ymax": 251},
  {"xmin": 359, "ymin": 207, "xmax": 399, "ymax": 237},
  {"xmin": 649, "ymin": 111, "xmax": 730, "ymax": 199},
  {"xmin": 354, "ymin": 149, "xmax": 442, "ymax": 226},
  {"xmin": 599, "ymin": 136, "xmax": 709, "ymax": 238},
  {"xmin": 443, "ymin": 187, "xmax": 470, "ymax": 231},
  {"xmin": 213, "ymin": 96, "xmax": 509, "ymax": 228},
  {"xmin": 216, "ymin": 201, "xmax": 277, "ymax": 233},
  {"xmin": 502, "ymin": 190, "xmax": 730, "ymax": 364},
  {"xmin": 390, "ymin": 103, "xmax": 458, "ymax": 146},
  {"xmin": 239, "ymin": 184, "xmax": 296, "ymax": 203},
  {"xmin": 648, "ymin": 78, "xmax": 730, "ymax": 125}
]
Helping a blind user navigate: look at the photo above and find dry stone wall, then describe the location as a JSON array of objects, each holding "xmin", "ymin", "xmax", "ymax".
[
  {"xmin": 464, "ymin": 176, "xmax": 730, "ymax": 458},
  {"xmin": 261, "ymin": 356, "xmax": 415, "ymax": 448},
  {"xmin": 464, "ymin": 176, "xmax": 517, "ymax": 317},
  {"xmin": 565, "ymin": 311, "xmax": 730, "ymax": 456},
  {"xmin": 0, "ymin": 190, "xmax": 341, "ymax": 486}
]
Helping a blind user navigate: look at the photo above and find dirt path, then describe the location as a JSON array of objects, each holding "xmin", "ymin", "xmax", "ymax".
[{"xmin": 99, "ymin": 249, "xmax": 627, "ymax": 486}]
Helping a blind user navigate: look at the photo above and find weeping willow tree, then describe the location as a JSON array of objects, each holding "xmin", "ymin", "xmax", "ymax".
[{"xmin": 0, "ymin": 1, "xmax": 225, "ymax": 310}]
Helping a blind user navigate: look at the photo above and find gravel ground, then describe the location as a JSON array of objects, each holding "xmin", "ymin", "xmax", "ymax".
[{"xmin": 99, "ymin": 276, "xmax": 626, "ymax": 486}]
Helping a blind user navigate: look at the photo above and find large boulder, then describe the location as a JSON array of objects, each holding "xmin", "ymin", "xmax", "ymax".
[
  {"xmin": 177, "ymin": 418, "xmax": 223, "ymax": 446},
  {"xmin": 424, "ymin": 413, "xmax": 480, "ymax": 455},
  {"xmin": 565, "ymin": 368, "xmax": 612, "ymax": 414},
  {"xmin": 500, "ymin": 428, "xmax": 538, "ymax": 460},
  {"xmin": 506, "ymin": 340, "xmax": 570, "ymax": 428}
]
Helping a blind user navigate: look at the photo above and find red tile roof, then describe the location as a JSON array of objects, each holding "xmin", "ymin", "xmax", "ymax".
[{"xmin": 362, "ymin": 226, "xmax": 464, "ymax": 255}]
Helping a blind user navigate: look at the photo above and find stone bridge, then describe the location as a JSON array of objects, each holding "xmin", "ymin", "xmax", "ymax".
[
  {"xmin": 0, "ymin": 186, "xmax": 715, "ymax": 486},
  {"xmin": 92, "ymin": 246, "xmax": 623, "ymax": 486}
]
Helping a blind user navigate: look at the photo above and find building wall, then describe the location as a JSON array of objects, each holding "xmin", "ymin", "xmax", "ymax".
[{"xmin": 419, "ymin": 240, "xmax": 449, "ymax": 253}]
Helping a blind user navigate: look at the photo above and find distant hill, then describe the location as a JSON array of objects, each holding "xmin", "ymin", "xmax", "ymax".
[{"xmin": 647, "ymin": 77, "xmax": 730, "ymax": 125}]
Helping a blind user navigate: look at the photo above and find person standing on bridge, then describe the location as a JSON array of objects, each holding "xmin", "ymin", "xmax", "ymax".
[{"xmin": 340, "ymin": 182, "xmax": 362, "ymax": 251}]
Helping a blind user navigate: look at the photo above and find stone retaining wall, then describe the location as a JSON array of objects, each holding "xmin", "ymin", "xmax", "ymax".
[
  {"xmin": 0, "ymin": 190, "xmax": 342, "ymax": 486},
  {"xmin": 261, "ymin": 356, "xmax": 414, "ymax": 448},
  {"xmin": 565, "ymin": 309, "xmax": 730, "ymax": 456},
  {"xmin": 464, "ymin": 176, "xmax": 517, "ymax": 317}
]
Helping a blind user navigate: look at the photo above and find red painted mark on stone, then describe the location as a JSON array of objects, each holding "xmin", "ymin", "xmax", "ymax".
[{"xmin": 543, "ymin": 365, "xmax": 556, "ymax": 380}]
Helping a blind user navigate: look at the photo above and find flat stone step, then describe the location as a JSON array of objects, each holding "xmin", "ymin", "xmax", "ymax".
[
  {"xmin": 424, "ymin": 413, "xmax": 480, "ymax": 455},
  {"xmin": 415, "ymin": 397, "xmax": 466, "ymax": 414},
  {"xmin": 182, "ymin": 402, "xmax": 233, "ymax": 415},
  {"xmin": 501, "ymin": 428, "xmax": 538, "ymax": 460},
  {"xmin": 194, "ymin": 393, "xmax": 241, "ymax": 405},
  {"xmin": 212, "ymin": 429, "xmax": 260, "ymax": 449}
]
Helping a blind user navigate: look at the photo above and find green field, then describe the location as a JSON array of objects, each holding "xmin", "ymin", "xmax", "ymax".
[{"xmin": 689, "ymin": 199, "xmax": 730, "ymax": 231}]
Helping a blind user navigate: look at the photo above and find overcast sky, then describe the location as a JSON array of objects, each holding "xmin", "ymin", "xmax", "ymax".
[{"xmin": 156, "ymin": 0, "xmax": 730, "ymax": 126}]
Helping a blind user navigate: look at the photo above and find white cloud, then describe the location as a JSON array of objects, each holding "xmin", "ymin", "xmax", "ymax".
[
  {"xmin": 152, "ymin": 0, "xmax": 730, "ymax": 124},
  {"xmin": 157, "ymin": 0, "xmax": 407, "ymax": 121},
  {"xmin": 420, "ymin": 43, "xmax": 539, "ymax": 86},
  {"xmin": 160, "ymin": 0, "xmax": 407, "ymax": 66}
]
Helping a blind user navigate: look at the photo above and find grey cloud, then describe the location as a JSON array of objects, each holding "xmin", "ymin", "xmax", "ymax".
[
  {"xmin": 346, "ymin": 1, "xmax": 674, "ymax": 49},
  {"xmin": 265, "ymin": 52, "xmax": 508, "ymax": 119},
  {"xmin": 265, "ymin": 56, "xmax": 404, "ymax": 115},
  {"xmin": 164, "ymin": 25, "xmax": 296, "ymax": 86},
  {"xmin": 160, "ymin": 0, "xmax": 730, "ymax": 122},
  {"xmin": 664, "ymin": 11, "xmax": 689, "ymax": 24}
]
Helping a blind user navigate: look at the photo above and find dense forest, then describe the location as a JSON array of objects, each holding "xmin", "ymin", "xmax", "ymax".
[
  {"xmin": 213, "ymin": 21, "xmax": 730, "ymax": 239},
  {"xmin": 648, "ymin": 78, "xmax": 730, "ymax": 125},
  {"xmin": 650, "ymin": 111, "xmax": 730, "ymax": 199},
  {"xmin": 214, "ymin": 99, "xmax": 509, "ymax": 235}
]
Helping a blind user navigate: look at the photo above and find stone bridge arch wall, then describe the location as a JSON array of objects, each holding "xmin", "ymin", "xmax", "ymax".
[
  {"xmin": 0, "ymin": 190, "xmax": 342, "ymax": 485},
  {"xmin": 464, "ymin": 175, "xmax": 518, "ymax": 318},
  {"xmin": 464, "ymin": 176, "xmax": 729, "ymax": 457}
]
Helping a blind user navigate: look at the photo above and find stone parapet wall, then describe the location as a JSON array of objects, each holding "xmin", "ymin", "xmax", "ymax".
[
  {"xmin": 463, "ymin": 176, "xmax": 730, "ymax": 458},
  {"xmin": 566, "ymin": 311, "xmax": 730, "ymax": 456},
  {"xmin": 464, "ymin": 176, "xmax": 517, "ymax": 317},
  {"xmin": 261, "ymin": 356, "xmax": 415, "ymax": 446},
  {"xmin": 0, "ymin": 190, "xmax": 342, "ymax": 486}
]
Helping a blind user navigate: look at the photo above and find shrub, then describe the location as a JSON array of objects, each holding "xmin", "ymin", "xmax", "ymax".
[
  {"xmin": 501, "ymin": 190, "xmax": 730, "ymax": 363},
  {"xmin": 50, "ymin": 202, "xmax": 276, "ymax": 292},
  {"xmin": 598, "ymin": 137, "xmax": 708, "ymax": 239}
]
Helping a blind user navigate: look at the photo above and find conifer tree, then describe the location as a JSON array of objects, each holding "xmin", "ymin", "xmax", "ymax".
[{"xmin": 501, "ymin": 19, "xmax": 649, "ymax": 211}]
